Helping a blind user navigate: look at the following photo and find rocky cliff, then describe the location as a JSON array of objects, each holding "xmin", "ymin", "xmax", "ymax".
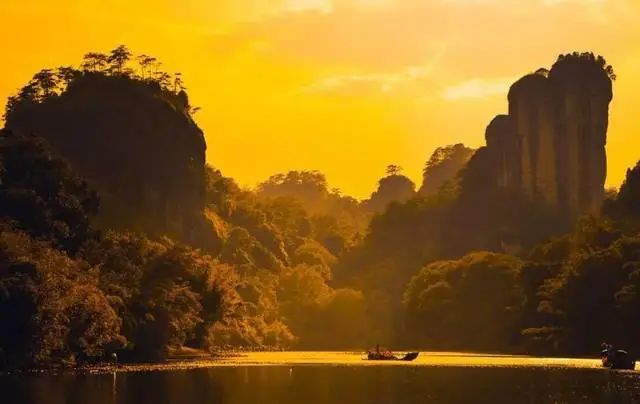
[
  {"xmin": 487, "ymin": 53, "xmax": 614, "ymax": 220},
  {"xmin": 4, "ymin": 72, "xmax": 219, "ymax": 250}
]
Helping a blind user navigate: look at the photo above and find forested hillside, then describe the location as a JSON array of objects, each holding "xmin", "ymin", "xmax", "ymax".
[
  {"xmin": 0, "ymin": 48, "xmax": 637, "ymax": 369},
  {"xmin": 0, "ymin": 47, "xmax": 371, "ymax": 368}
]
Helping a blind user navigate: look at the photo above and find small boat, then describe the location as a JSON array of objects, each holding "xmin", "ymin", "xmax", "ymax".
[
  {"xmin": 601, "ymin": 349, "xmax": 636, "ymax": 370},
  {"xmin": 367, "ymin": 351, "xmax": 420, "ymax": 361}
]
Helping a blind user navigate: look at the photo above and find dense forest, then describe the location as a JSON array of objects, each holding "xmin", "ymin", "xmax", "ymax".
[{"xmin": 0, "ymin": 47, "xmax": 637, "ymax": 369}]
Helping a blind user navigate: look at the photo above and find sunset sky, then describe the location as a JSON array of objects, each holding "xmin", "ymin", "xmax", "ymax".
[{"xmin": 2, "ymin": 0, "xmax": 640, "ymax": 199}]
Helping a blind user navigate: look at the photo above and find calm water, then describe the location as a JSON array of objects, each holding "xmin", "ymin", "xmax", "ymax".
[{"xmin": 3, "ymin": 352, "xmax": 640, "ymax": 404}]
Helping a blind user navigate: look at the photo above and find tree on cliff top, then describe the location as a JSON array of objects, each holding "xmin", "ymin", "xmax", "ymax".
[
  {"xmin": 363, "ymin": 165, "xmax": 416, "ymax": 213},
  {"xmin": 385, "ymin": 164, "xmax": 403, "ymax": 176},
  {"xmin": 419, "ymin": 144, "xmax": 474, "ymax": 196},
  {"xmin": 81, "ymin": 52, "xmax": 109, "ymax": 73},
  {"xmin": 256, "ymin": 170, "xmax": 368, "ymax": 254},
  {"xmin": 257, "ymin": 171, "xmax": 329, "ymax": 211},
  {"xmin": 5, "ymin": 45, "xmax": 191, "ymax": 121},
  {"xmin": 108, "ymin": 45, "xmax": 133, "ymax": 75},
  {"xmin": 552, "ymin": 52, "xmax": 616, "ymax": 81}
]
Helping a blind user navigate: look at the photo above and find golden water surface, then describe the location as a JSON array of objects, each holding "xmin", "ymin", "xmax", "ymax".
[
  {"xmin": 4, "ymin": 351, "xmax": 638, "ymax": 404},
  {"xmin": 212, "ymin": 351, "xmax": 601, "ymax": 368}
]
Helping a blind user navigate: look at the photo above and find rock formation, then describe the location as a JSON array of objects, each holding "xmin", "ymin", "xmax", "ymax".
[
  {"xmin": 485, "ymin": 53, "xmax": 614, "ymax": 220},
  {"xmin": 4, "ymin": 73, "xmax": 219, "ymax": 250},
  {"xmin": 485, "ymin": 115, "xmax": 520, "ymax": 190}
]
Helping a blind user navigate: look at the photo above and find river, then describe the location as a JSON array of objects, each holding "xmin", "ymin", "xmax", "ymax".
[{"xmin": 2, "ymin": 351, "xmax": 640, "ymax": 403}]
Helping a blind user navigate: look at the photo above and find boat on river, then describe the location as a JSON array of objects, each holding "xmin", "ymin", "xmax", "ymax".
[
  {"xmin": 601, "ymin": 349, "xmax": 636, "ymax": 370},
  {"xmin": 367, "ymin": 350, "xmax": 419, "ymax": 361}
]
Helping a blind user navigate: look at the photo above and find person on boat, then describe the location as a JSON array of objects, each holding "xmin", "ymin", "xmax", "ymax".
[
  {"xmin": 370, "ymin": 344, "xmax": 390, "ymax": 359},
  {"xmin": 601, "ymin": 342, "xmax": 615, "ymax": 364}
]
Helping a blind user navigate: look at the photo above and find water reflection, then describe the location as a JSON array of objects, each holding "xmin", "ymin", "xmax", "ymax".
[{"xmin": 3, "ymin": 365, "xmax": 640, "ymax": 403}]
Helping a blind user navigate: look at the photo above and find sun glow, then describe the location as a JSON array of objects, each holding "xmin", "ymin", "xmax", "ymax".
[{"xmin": 1, "ymin": 0, "xmax": 640, "ymax": 198}]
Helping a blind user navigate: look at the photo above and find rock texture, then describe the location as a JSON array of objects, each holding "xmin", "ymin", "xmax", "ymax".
[{"xmin": 486, "ymin": 53, "xmax": 613, "ymax": 220}]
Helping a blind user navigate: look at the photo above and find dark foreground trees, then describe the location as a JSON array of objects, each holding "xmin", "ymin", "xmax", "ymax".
[
  {"xmin": 404, "ymin": 252, "xmax": 524, "ymax": 351},
  {"xmin": 0, "ymin": 130, "xmax": 278, "ymax": 368},
  {"xmin": 0, "ymin": 119, "xmax": 367, "ymax": 369},
  {"xmin": 0, "ymin": 229, "xmax": 123, "ymax": 368}
]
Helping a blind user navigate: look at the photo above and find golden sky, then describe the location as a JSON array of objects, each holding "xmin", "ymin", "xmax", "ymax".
[{"xmin": 1, "ymin": 0, "xmax": 640, "ymax": 199}]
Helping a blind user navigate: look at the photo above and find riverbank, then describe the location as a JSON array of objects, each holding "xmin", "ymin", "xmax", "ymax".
[
  {"xmin": 1, "ymin": 351, "xmax": 608, "ymax": 376},
  {"xmin": 2, "ymin": 356, "xmax": 635, "ymax": 404},
  {"xmin": 0, "ymin": 348, "xmax": 241, "ymax": 376}
]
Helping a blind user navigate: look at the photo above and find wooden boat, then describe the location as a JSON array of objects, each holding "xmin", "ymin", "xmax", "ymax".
[
  {"xmin": 601, "ymin": 349, "xmax": 636, "ymax": 370},
  {"xmin": 367, "ymin": 351, "xmax": 419, "ymax": 361}
]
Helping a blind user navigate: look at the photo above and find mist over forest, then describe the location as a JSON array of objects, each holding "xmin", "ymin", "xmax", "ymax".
[{"xmin": 1, "ymin": 46, "xmax": 639, "ymax": 370}]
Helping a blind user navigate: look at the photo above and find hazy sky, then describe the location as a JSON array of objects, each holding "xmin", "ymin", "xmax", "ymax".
[{"xmin": 1, "ymin": 0, "xmax": 640, "ymax": 198}]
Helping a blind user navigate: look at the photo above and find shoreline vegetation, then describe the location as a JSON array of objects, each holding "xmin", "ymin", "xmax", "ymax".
[{"xmin": 2, "ymin": 45, "xmax": 640, "ymax": 372}]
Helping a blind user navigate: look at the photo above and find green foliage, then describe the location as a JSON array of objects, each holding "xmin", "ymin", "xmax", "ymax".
[
  {"xmin": 604, "ymin": 161, "xmax": 640, "ymax": 228},
  {"xmin": 202, "ymin": 267, "xmax": 294, "ymax": 349},
  {"xmin": 108, "ymin": 45, "xmax": 133, "ymax": 75},
  {"xmin": 80, "ymin": 232, "xmax": 203, "ymax": 360},
  {"xmin": 0, "ymin": 229, "xmax": 123, "ymax": 368},
  {"xmin": 419, "ymin": 143, "xmax": 474, "ymax": 196},
  {"xmin": 0, "ymin": 128, "xmax": 309, "ymax": 364},
  {"xmin": 205, "ymin": 166, "xmax": 241, "ymax": 218},
  {"xmin": 515, "ymin": 167, "xmax": 640, "ymax": 354},
  {"xmin": 535, "ymin": 246, "xmax": 628, "ymax": 354},
  {"xmin": 257, "ymin": 171, "xmax": 329, "ymax": 209},
  {"xmin": 202, "ymin": 166, "xmax": 374, "ymax": 350},
  {"xmin": 6, "ymin": 45, "xmax": 190, "ymax": 115},
  {"xmin": 337, "ymin": 143, "xmax": 570, "ymax": 348},
  {"xmin": 278, "ymin": 264, "xmax": 367, "ymax": 348},
  {"xmin": 363, "ymin": 171, "xmax": 416, "ymax": 213},
  {"xmin": 256, "ymin": 170, "xmax": 369, "ymax": 253},
  {"xmin": 399, "ymin": 181, "xmax": 640, "ymax": 356},
  {"xmin": 80, "ymin": 231, "xmax": 291, "ymax": 359},
  {"xmin": 404, "ymin": 252, "xmax": 524, "ymax": 350},
  {"xmin": 220, "ymin": 227, "xmax": 283, "ymax": 272},
  {"xmin": 291, "ymin": 239, "xmax": 335, "ymax": 279},
  {"xmin": 0, "ymin": 46, "xmax": 376, "ymax": 365},
  {"xmin": 0, "ymin": 130, "xmax": 98, "ymax": 253}
]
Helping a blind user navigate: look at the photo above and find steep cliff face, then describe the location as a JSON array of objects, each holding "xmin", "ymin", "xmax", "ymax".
[
  {"xmin": 485, "ymin": 115, "xmax": 520, "ymax": 190},
  {"xmin": 508, "ymin": 71, "xmax": 558, "ymax": 205},
  {"xmin": 493, "ymin": 53, "xmax": 613, "ymax": 220},
  {"xmin": 5, "ymin": 74, "xmax": 216, "ymax": 249},
  {"xmin": 549, "ymin": 55, "xmax": 612, "ymax": 217}
]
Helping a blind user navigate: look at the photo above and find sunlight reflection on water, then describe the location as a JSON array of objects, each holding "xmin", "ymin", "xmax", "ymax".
[
  {"xmin": 3, "ymin": 352, "xmax": 639, "ymax": 404},
  {"xmin": 203, "ymin": 351, "xmax": 602, "ymax": 369}
]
